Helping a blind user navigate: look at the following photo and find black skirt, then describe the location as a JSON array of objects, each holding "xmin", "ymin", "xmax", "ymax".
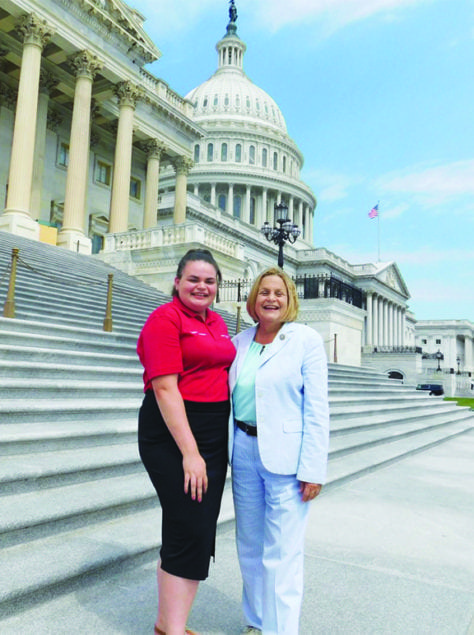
[{"xmin": 138, "ymin": 390, "xmax": 229, "ymax": 580}]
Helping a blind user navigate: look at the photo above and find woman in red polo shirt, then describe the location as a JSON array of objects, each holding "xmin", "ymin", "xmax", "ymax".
[{"xmin": 137, "ymin": 249, "xmax": 236, "ymax": 635}]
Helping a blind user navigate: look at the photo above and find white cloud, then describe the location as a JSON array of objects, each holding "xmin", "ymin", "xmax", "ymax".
[
  {"xmin": 377, "ymin": 159, "xmax": 474, "ymax": 209},
  {"xmin": 243, "ymin": 0, "xmax": 435, "ymax": 33}
]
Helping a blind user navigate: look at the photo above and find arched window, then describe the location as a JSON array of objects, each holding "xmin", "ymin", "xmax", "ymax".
[
  {"xmin": 262, "ymin": 148, "xmax": 267, "ymax": 167},
  {"xmin": 246, "ymin": 96, "xmax": 251, "ymax": 109},
  {"xmin": 235, "ymin": 94, "xmax": 240, "ymax": 109},
  {"xmin": 224, "ymin": 94, "xmax": 230, "ymax": 106},
  {"xmin": 250, "ymin": 197, "xmax": 256, "ymax": 225},
  {"xmin": 194, "ymin": 144, "xmax": 200, "ymax": 163},
  {"xmin": 249, "ymin": 145, "xmax": 255, "ymax": 165},
  {"xmin": 273, "ymin": 152, "xmax": 278, "ymax": 170},
  {"xmin": 218, "ymin": 194, "xmax": 226, "ymax": 211},
  {"xmin": 221, "ymin": 143, "xmax": 228, "ymax": 162},
  {"xmin": 207, "ymin": 143, "xmax": 214, "ymax": 162},
  {"xmin": 235, "ymin": 144, "xmax": 242, "ymax": 162},
  {"xmin": 234, "ymin": 195, "xmax": 242, "ymax": 218},
  {"xmin": 282, "ymin": 156, "xmax": 287, "ymax": 173},
  {"xmin": 213, "ymin": 94, "xmax": 219, "ymax": 106}
]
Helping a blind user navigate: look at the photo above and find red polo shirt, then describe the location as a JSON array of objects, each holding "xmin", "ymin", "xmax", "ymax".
[{"xmin": 137, "ymin": 296, "xmax": 236, "ymax": 402}]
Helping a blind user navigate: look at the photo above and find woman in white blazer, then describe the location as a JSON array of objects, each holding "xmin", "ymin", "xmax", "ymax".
[{"xmin": 229, "ymin": 268, "xmax": 330, "ymax": 635}]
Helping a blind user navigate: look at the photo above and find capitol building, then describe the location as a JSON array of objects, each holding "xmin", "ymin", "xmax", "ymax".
[{"xmin": 0, "ymin": 0, "xmax": 472, "ymax": 388}]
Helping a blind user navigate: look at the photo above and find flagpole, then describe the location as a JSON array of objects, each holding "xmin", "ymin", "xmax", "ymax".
[{"xmin": 377, "ymin": 202, "xmax": 381, "ymax": 261}]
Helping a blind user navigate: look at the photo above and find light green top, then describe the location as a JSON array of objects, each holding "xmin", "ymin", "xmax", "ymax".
[{"xmin": 232, "ymin": 340, "xmax": 269, "ymax": 425}]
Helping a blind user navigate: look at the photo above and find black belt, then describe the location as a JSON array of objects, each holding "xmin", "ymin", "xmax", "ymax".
[{"xmin": 235, "ymin": 419, "xmax": 257, "ymax": 436}]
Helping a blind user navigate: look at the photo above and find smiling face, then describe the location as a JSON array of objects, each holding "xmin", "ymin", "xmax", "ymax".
[
  {"xmin": 254, "ymin": 274, "xmax": 289, "ymax": 328},
  {"xmin": 174, "ymin": 260, "xmax": 218, "ymax": 317}
]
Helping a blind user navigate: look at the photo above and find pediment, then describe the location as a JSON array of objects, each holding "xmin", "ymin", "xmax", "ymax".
[
  {"xmin": 375, "ymin": 262, "xmax": 410, "ymax": 298},
  {"xmin": 83, "ymin": 0, "xmax": 161, "ymax": 63}
]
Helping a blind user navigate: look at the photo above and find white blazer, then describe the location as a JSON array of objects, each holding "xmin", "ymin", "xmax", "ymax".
[{"xmin": 228, "ymin": 322, "xmax": 330, "ymax": 484}]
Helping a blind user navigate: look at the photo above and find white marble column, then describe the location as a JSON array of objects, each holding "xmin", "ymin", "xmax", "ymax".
[
  {"xmin": 172, "ymin": 157, "xmax": 193, "ymax": 224},
  {"xmin": 401, "ymin": 308, "xmax": 406, "ymax": 346},
  {"xmin": 383, "ymin": 299, "xmax": 388, "ymax": 346},
  {"xmin": 58, "ymin": 51, "xmax": 102, "ymax": 252},
  {"xmin": 228, "ymin": 183, "xmax": 234, "ymax": 216},
  {"xmin": 464, "ymin": 336, "xmax": 473, "ymax": 371},
  {"xmin": 244, "ymin": 185, "xmax": 251, "ymax": 223},
  {"xmin": 30, "ymin": 70, "xmax": 56, "ymax": 220},
  {"xmin": 388, "ymin": 302, "xmax": 393, "ymax": 347},
  {"xmin": 109, "ymin": 81, "xmax": 142, "ymax": 234},
  {"xmin": 210, "ymin": 183, "xmax": 216, "ymax": 207},
  {"xmin": 366, "ymin": 292, "xmax": 373, "ymax": 346},
  {"xmin": 143, "ymin": 139, "xmax": 166, "ymax": 229},
  {"xmin": 261, "ymin": 188, "xmax": 268, "ymax": 223},
  {"xmin": 373, "ymin": 295, "xmax": 379, "ymax": 347},
  {"xmin": 1, "ymin": 14, "xmax": 53, "ymax": 239}
]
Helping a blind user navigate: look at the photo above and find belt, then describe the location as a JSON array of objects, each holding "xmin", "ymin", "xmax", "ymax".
[{"xmin": 235, "ymin": 419, "xmax": 257, "ymax": 436}]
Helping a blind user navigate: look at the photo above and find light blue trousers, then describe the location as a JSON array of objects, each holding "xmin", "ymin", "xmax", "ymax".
[{"xmin": 231, "ymin": 428, "xmax": 310, "ymax": 635}]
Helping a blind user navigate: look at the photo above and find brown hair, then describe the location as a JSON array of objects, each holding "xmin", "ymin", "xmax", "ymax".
[
  {"xmin": 246, "ymin": 267, "xmax": 299, "ymax": 323},
  {"xmin": 171, "ymin": 248, "xmax": 222, "ymax": 297}
]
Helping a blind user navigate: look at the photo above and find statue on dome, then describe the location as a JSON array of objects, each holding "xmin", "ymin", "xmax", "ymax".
[{"xmin": 229, "ymin": 0, "xmax": 238, "ymax": 24}]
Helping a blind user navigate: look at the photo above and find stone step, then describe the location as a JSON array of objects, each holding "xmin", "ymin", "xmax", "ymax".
[
  {"xmin": 330, "ymin": 399, "xmax": 456, "ymax": 418},
  {"xmin": 0, "ymin": 344, "xmax": 138, "ymax": 367},
  {"xmin": 0, "ymin": 378, "xmax": 142, "ymax": 400},
  {"xmin": 331, "ymin": 403, "xmax": 473, "ymax": 431},
  {"xmin": 0, "ymin": 418, "xmax": 137, "ymax": 455},
  {"xmin": 0, "ymin": 398, "xmax": 140, "ymax": 423},
  {"xmin": 330, "ymin": 411, "xmax": 474, "ymax": 457},
  {"xmin": 0, "ymin": 317, "xmax": 137, "ymax": 344},
  {"xmin": 0, "ymin": 359, "xmax": 142, "ymax": 380},
  {"xmin": 0, "ymin": 329, "xmax": 134, "ymax": 354},
  {"xmin": 0, "ymin": 479, "xmax": 236, "ymax": 614},
  {"xmin": 326, "ymin": 420, "xmax": 473, "ymax": 487},
  {"xmin": 0, "ymin": 443, "xmax": 143, "ymax": 494}
]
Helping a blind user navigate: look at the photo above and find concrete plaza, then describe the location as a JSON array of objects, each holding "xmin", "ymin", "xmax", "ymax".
[{"xmin": 1, "ymin": 431, "xmax": 473, "ymax": 635}]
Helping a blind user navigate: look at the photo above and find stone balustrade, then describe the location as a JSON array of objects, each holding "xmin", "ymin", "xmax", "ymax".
[{"xmin": 103, "ymin": 224, "xmax": 243, "ymax": 259}]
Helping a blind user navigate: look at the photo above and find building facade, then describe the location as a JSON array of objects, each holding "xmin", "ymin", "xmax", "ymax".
[{"xmin": 1, "ymin": 0, "xmax": 438, "ymax": 378}]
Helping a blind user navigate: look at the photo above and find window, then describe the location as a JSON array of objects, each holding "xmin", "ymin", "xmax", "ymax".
[
  {"xmin": 130, "ymin": 177, "xmax": 141, "ymax": 200},
  {"xmin": 218, "ymin": 194, "xmax": 226, "ymax": 211},
  {"xmin": 249, "ymin": 145, "xmax": 255, "ymax": 165},
  {"xmin": 221, "ymin": 143, "xmax": 228, "ymax": 162},
  {"xmin": 235, "ymin": 144, "xmax": 242, "ymax": 162},
  {"xmin": 262, "ymin": 148, "xmax": 267, "ymax": 167},
  {"xmin": 203, "ymin": 97, "xmax": 208, "ymax": 108},
  {"xmin": 436, "ymin": 339, "xmax": 441, "ymax": 344},
  {"xmin": 235, "ymin": 95, "xmax": 240, "ymax": 109},
  {"xmin": 273, "ymin": 152, "xmax": 278, "ymax": 170},
  {"xmin": 246, "ymin": 96, "xmax": 251, "ymax": 109},
  {"xmin": 57, "ymin": 142, "xmax": 69, "ymax": 167},
  {"xmin": 224, "ymin": 94, "xmax": 230, "ymax": 106},
  {"xmin": 282, "ymin": 156, "xmax": 287, "ymax": 173},
  {"xmin": 422, "ymin": 339, "xmax": 427, "ymax": 345},
  {"xmin": 194, "ymin": 144, "xmax": 200, "ymax": 163},
  {"xmin": 95, "ymin": 160, "xmax": 111, "ymax": 186},
  {"xmin": 207, "ymin": 143, "xmax": 214, "ymax": 162},
  {"xmin": 213, "ymin": 94, "xmax": 219, "ymax": 106},
  {"xmin": 233, "ymin": 195, "xmax": 242, "ymax": 219}
]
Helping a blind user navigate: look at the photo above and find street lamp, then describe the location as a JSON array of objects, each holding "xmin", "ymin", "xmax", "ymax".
[
  {"xmin": 261, "ymin": 202, "xmax": 301, "ymax": 268},
  {"xmin": 456, "ymin": 356, "xmax": 461, "ymax": 375},
  {"xmin": 435, "ymin": 349, "xmax": 443, "ymax": 372}
]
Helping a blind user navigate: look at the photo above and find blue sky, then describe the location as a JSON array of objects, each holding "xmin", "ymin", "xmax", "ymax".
[{"xmin": 130, "ymin": 0, "xmax": 473, "ymax": 322}]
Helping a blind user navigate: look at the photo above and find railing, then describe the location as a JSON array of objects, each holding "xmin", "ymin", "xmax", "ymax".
[
  {"xmin": 0, "ymin": 247, "xmax": 136, "ymax": 332},
  {"xmin": 371, "ymin": 346, "xmax": 422, "ymax": 354},
  {"xmin": 103, "ymin": 224, "xmax": 244, "ymax": 260},
  {"xmin": 217, "ymin": 274, "xmax": 365, "ymax": 307}
]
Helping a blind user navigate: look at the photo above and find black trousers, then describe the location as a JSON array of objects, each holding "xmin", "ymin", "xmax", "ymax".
[{"xmin": 138, "ymin": 390, "xmax": 229, "ymax": 580}]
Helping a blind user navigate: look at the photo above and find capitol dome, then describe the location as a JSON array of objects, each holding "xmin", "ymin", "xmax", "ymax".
[
  {"xmin": 159, "ymin": 1, "xmax": 316, "ymax": 253},
  {"xmin": 186, "ymin": 28, "xmax": 288, "ymax": 135}
]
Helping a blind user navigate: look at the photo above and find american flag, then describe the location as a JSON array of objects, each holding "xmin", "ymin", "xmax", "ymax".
[{"xmin": 368, "ymin": 204, "xmax": 379, "ymax": 219}]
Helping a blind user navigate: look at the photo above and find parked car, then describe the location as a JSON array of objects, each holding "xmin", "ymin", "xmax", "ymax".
[{"xmin": 416, "ymin": 383, "xmax": 444, "ymax": 396}]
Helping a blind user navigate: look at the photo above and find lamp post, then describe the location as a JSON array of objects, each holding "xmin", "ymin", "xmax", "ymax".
[
  {"xmin": 456, "ymin": 355, "xmax": 461, "ymax": 375},
  {"xmin": 435, "ymin": 349, "xmax": 443, "ymax": 372},
  {"xmin": 261, "ymin": 201, "xmax": 300, "ymax": 268}
]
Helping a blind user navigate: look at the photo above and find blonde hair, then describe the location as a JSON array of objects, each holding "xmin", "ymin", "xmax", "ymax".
[{"xmin": 246, "ymin": 267, "xmax": 299, "ymax": 323}]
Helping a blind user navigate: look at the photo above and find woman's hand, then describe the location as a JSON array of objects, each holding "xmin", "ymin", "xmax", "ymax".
[
  {"xmin": 183, "ymin": 452, "xmax": 208, "ymax": 502},
  {"xmin": 299, "ymin": 481, "xmax": 322, "ymax": 502}
]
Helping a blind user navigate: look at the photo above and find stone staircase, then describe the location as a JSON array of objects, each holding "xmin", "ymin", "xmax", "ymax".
[{"xmin": 0, "ymin": 230, "xmax": 473, "ymax": 619}]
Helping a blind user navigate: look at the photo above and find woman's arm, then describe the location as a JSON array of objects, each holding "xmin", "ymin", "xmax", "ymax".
[{"xmin": 151, "ymin": 374, "xmax": 208, "ymax": 502}]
